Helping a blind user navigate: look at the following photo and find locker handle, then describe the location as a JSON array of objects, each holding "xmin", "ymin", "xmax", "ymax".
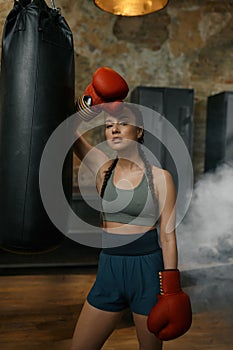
[{"xmin": 179, "ymin": 106, "xmax": 191, "ymax": 136}]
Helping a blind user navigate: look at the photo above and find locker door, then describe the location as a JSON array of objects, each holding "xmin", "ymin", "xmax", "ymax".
[
  {"xmin": 205, "ymin": 91, "xmax": 233, "ymax": 172},
  {"xmin": 130, "ymin": 87, "xmax": 194, "ymax": 190}
]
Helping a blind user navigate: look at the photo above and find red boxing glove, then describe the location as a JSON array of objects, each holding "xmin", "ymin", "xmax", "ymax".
[
  {"xmin": 147, "ymin": 270, "xmax": 192, "ymax": 341},
  {"xmin": 77, "ymin": 67, "xmax": 129, "ymax": 120}
]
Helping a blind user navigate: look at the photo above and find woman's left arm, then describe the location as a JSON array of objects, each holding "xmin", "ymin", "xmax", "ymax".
[
  {"xmin": 157, "ymin": 169, "xmax": 178, "ymax": 269},
  {"xmin": 148, "ymin": 169, "xmax": 192, "ymax": 341}
]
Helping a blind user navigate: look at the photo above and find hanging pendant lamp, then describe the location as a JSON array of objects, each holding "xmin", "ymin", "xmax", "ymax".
[{"xmin": 93, "ymin": 0, "xmax": 169, "ymax": 16}]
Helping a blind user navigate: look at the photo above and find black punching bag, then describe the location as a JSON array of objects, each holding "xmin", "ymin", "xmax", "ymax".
[{"xmin": 0, "ymin": 0, "xmax": 74, "ymax": 251}]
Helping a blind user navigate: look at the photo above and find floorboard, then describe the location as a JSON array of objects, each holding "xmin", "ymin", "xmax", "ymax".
[{"xmin": 0, "ymin": 273, "xmax": 232, "ymax": 350}]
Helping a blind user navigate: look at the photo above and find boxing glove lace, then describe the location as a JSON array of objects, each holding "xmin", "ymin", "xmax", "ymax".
[
  {"xmin": 76, "ymin": 67, "xmax": 129, "ymax": 121},
  {"xmin": 147, "ymin": 269, "xmax": 192, "ymax": 341}
]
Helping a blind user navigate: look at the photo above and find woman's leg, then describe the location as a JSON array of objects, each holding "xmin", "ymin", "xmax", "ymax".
[
  {"xmin": 132, "ymin": 312, "xmax": 162, "ymax": 350},
  {"xmin": 70, "ymin": 300, "xmax": 124, "ymax": 350}
]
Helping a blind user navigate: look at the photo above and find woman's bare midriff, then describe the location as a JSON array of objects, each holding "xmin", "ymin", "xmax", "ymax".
[{"xmin": 102, "ymin": 221, "xmax": 157, "ymax": 234}]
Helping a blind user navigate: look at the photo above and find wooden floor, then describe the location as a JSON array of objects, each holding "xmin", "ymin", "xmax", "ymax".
[{"xmin": 0, "ymin": 271, "xmax": 232, "ymax": 350}]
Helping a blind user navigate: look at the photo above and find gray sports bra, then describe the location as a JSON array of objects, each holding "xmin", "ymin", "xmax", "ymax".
[{"xmin": 102, "ymin": 170, "xmax": 159, "ymax": 226}]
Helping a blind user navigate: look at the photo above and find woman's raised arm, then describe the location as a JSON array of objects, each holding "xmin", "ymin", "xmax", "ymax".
[{"xmin": 73, "ymin": 120, "xmax": 109, "ymax": 176}]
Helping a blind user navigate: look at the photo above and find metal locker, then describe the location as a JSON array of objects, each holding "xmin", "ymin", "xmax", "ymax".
[
  {"xmin": 205, "ymin": 91, "xmax": 233, "ymax": 172},
  {"xmin": 130, "ymin": 86, "xmax": 194, "ymax": 191}
]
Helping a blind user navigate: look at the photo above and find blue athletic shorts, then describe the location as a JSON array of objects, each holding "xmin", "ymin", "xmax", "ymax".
[{"xmin": 87, "ymin": 231, "xmax": 163, "ymax": 315}]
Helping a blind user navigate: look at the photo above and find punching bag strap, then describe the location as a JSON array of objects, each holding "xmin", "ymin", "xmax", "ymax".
[
  {"xmin": 50, "ymin": 1, "xmax": 56, "ymax": 9},
  {"xmin": 50, "ymin": 0, "xmax": 61, "ymax": 14}
]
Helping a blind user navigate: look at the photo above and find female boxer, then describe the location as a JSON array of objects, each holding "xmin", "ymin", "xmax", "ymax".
[{"xmin": 70, "ymin": 68, "xmax": 192, "ymax": 350}]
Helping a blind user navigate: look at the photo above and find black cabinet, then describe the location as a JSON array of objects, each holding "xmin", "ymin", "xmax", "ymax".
[{"xmin": 205, "ymin": 91, "xmax": 233, "ymax": 172}]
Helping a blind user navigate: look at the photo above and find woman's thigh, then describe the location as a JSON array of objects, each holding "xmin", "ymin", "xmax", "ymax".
[
  {"xmin": 133, "ymin": 312, "xmax": 162, "ymax": 350},
  {"xmin": 70, "ymin": 300, "xmax": 124, "ymax": 350}
]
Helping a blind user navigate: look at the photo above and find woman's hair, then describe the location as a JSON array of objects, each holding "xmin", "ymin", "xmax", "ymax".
[{"xmin": 100, "ymin": 104, "xmax": 157, "ymax": 204}]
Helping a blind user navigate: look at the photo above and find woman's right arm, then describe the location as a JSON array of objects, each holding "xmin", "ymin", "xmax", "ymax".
[
  {"xmin": 72, "ymin": 66, "xmax": 128, "ymax": 175},
  {"xmin": 73, "ymin": 120, "xmax": 109, "ymax": 176}
]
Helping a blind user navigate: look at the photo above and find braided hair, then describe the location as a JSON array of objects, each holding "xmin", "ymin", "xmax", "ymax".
[
  {"xmin": 100, "ymin": 104, "xmax": 157, "ymax": 204},
  {"xmin": 100, "ymin": 157, "xmax": 119, "ymax": 198}
]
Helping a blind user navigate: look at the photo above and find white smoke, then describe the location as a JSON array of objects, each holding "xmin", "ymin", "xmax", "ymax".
[{"xmin": 177, "ymin": 162, "xmax": 233, "ymax": 270}]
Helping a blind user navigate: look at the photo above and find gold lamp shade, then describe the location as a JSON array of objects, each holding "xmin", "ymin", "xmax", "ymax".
[{"xmin": 94, "ymin": 0, "xmax": 169, "ymax": 16}]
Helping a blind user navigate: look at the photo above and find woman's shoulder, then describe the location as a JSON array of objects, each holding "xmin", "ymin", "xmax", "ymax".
[
  {"xmin": 151, "ymin": 166, "xmax": 175, "ymax": 189},
  {"xmin": 151, "ymin": 165, "xmax": 172, "ymax": 178}
]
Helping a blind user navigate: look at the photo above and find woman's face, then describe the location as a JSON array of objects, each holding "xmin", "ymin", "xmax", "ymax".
[{"xmin": 104, "ymin": 107, "xmax": 143, "ymax": 152}]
